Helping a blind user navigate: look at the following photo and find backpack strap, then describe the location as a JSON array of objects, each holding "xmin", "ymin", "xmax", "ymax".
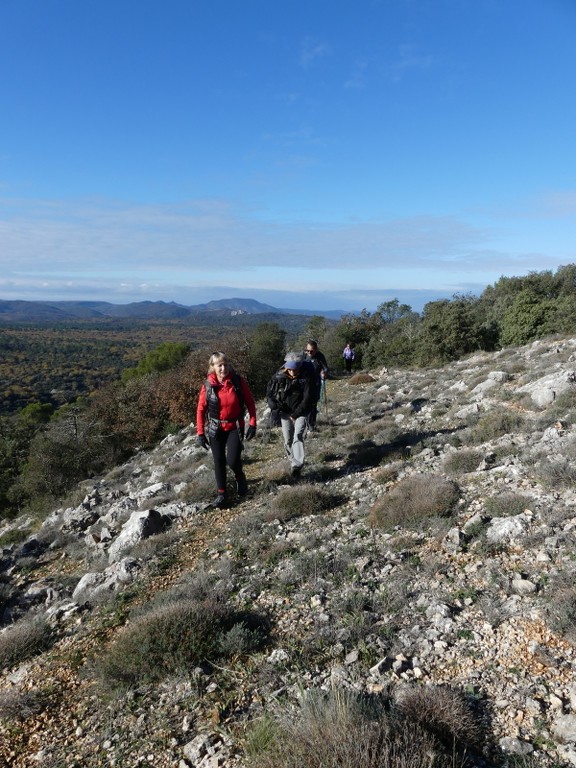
[{"xmin": 204, "ymin": 372, "xmax": 245, "ymax": 422}]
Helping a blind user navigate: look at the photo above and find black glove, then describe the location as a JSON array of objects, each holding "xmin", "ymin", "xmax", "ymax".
[
  {"xmin": 245, "ymin": 425, "xmax": 256, "ymax": 441},
  {"xmin": 197, "ymin": 434, "xmax": 209, "ymax": 451}
]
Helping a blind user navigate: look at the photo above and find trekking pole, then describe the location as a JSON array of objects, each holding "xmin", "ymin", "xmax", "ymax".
[{"xmin": 321, "ymin": 378, "xmax": 328, "ymax": 417}]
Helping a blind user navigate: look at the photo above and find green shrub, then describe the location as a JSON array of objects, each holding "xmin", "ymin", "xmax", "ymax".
[
  {"xmin": 258, "ymin": 460, "xmax": 292, "ymax": 492},
  {"xmin": 287, "ymin": 548, "xmax": 351, "ymax": 586},
  {"xmin": 326, "ymin": 588, "xmax": 401, "ymax": 649},
  {"xmin": 97, "ymin": 597, "xmax": 269, "ymax": 689},
  {"xmin": 369, "ymin": 474, "xmax": 460, "ymax": 531},
  {"xmin": 0, "ymin": 527, "xmax": 31, "ymax": 547},
  {"xmin": 530, "ymin": 453, "xmax": 576, "ymax": 489},
  {"xmin": 0, "ymin": 617, "xmax": 53, "ymax": 670},
  {"xmin": 542, "ymin": 387, "xmax": 576, "ymax": 425},
  {"xmin": 179, "ymin": 468, "xmax": 219, "ymax": 503},
  {"xmin": 469, "ymin": 409, "xmax": 526, "ymax": 444}
]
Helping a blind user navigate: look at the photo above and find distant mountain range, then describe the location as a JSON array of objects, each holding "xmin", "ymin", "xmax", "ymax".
[{"xmin": 0, "ymin": 298, "xmax": 346, "ymax": 323}]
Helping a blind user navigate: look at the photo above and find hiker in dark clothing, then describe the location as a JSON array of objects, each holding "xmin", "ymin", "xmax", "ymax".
[
  {"xmin": 196, "ymin": 352, "xmax": 257, "ymax": 508},
  {"xmin": 304, "ymin": 340, "xmax": 328, "ymax": 429},
  {"xmin": 266, "ymin": 351, "xmax": 315, "ymax": 477}
]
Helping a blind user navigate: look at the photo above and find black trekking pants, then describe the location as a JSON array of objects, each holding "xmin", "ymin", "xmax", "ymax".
[
  {"xmin": 210, "ymin": 428, "xmax": 243, "ymax": 492},
  {"xmin": 308, "ymin": 380, "xmax": 322, "ymax": 427}
]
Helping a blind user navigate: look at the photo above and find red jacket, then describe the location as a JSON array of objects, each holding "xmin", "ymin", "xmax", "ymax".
[{"xmin": 196, "ymin": 372, "xmax": 257, "ymax": 436}]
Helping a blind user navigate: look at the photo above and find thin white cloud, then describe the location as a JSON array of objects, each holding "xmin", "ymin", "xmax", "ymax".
[
  {"xmin": 344, "ymin": 59, "xmax": 370, "ymax": 90},
  {"xmin": 0, "ymin": 198, "xmax": 494, "ymax": 274},
  {"xmin": 388, "ymin": 44, "xmax": 434, "ymax": 81},
  {"xmin": 299, "ymin": 37, "xmax": 330, "ymax": 68}
]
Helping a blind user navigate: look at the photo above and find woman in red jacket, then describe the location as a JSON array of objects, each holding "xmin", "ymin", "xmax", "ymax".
[{"xmin": 196, "ymin": 352, "xmax": 257, "ymax": 508}]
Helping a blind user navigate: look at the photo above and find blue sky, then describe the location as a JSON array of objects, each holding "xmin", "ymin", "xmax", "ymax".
[{"xmin": 1, "ymin": 0, "xmax": 575, "ymax": 313}]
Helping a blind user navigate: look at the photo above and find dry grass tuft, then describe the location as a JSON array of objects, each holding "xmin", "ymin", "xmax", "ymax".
[
  {"xmin": 469, "ymin": 408, "xmax": 526, "ymax": 444},
  {"xmin": 245, "ymin": 686, "xmax": 474, "ymax": 768},
  {"xmin": 395, "ymin": 683, "xmax": 483, "ymax": 754},
  {"xmin": 348, "ymin": 373, "xmax": 377, "ymax": 385},
  {"xmin": 369, "ymin": 474, "xmax": 460, "ymax": 531},
  {"xmin": 0, "ymin": 688, "xmax": 48, "ymax": 721},
  {"xmin": 483, "ymin": 492, "xmax": 534, "ymax": 518},
  {"xmin": 0, "ymin": 617, "xmax": 53, "ymax": 670},
  {"xmin": 265, "ymin": 485, "xmax": 341, "ymax": 522},
  {"xmin": 544, "ymin": 571, "xmax": 576, "ymax": 641},
  {"xmin": 442, "ymin": 448, "xmax": 484, "ymax": 476}
]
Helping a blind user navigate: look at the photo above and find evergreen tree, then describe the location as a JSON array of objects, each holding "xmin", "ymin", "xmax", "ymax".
[
  {"xmin": 121, "ymin": 342, "xmax": 190, "ymax": 382},
  {"xmin": 247, "ymin": 322, "xmax": 286, "ymax": 398},
  {"xmin": 500, "ymin": 290, "xmax": 555, "ymax": 347},
  {"xmin": 417, "ymin": 296, "xmax": 480, "ymax": 364}
]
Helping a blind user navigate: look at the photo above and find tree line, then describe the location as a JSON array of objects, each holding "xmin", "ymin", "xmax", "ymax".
[
  {"xmin": 2, "ymin": 264, "xmax": 576, "ymax": 522},
  {"xmin": 328, "ymin": 264, "xmax": 576, "ymax": 369}
]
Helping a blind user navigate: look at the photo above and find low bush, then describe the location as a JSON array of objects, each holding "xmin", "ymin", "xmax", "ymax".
[
  {"xmin": 286, "ymin": 547, "xmax": 352, "ymax": 586},
  {"xmin": 348, "ymin": 373, "xmax": 376, "ymax": 385},
  {"xmin": 259, "ymin": 460, "xmax": 292, "ymax": 492},
  {"xmin": 266, "ymin": 485, "xmax": 340, "ymax": 522},
  {"xmin": 245, "ymin": 685, "xmax": 478, "ymax": 768},
  {"xmin": 0, "ymin": 617, "xmax": 53, "ymax": 670},
  {"xmin": 0, "ymin": 688, "xmax": 47, "ymax": 721},
  {"xmin": 483, "ymin": 493, "xmax": 534, "ymax": 518},
  {"xmin": 347, "ymin": 440, "xmax": 387, "ymax": 468},
  {"xmin": 469, "ymin": 409, "xmax": 526, "ymax": 444},
  {"xmin": 395, "ymin": 684, "xmax": 483, "ymax": 754},
  {"xmin": 530, "ymin": 451, "xmax": 576, "ymax": 489},
  {"xmin": 442, "ymin": 449, "xmax": 483, "ymax": 476},
  {"xmin": 369, "ymin": 474, "xmax": 460, "ymax": 531},
  {"xmin": 96, "ymin": 596, "xmax": 270, "ymax": 690},
  {"xmin": 0, "ymin": 527, "xmax": 31, "ymax": 548},
  {"xmin": 541, "ymin": 387, "xmax": 576, "ymax": 425},
  {"xmin": 0, "ymin": 581, "xmax": 13, "ymax": 620},
  {"xmin": 179, "ymin": 467, "xmax": 218, "ymax": 503},
  {"xmin": 373, "ymin": 463, "xmax": 401, "ymax": 485},
  {"xmin": 544, "ymin": 572, "xmax": 576, "ymax": 641}
]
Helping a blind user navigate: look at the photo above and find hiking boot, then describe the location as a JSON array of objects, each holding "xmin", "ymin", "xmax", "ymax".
[
  {"xmin": 291, "ymin": 466, "xmax": 302, "ymax": 479},
  {"xmin": 236, "ymin": 473, "xmax": 248, "ymax": 497},
  {"xmin": 212, "ymin": 494, "xmax": 227, "ymax": 509}
]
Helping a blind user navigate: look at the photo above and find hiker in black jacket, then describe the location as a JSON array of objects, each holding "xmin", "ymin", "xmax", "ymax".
[
  {"xmin": 266, "ymin": 351, "xmax": 315, "ymax": 477},
  {"xmin": 304, "ymin": 339, "xmax": 328, "ymax": 429}
]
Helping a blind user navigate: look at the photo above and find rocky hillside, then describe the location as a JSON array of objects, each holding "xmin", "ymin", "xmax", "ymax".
[{"xmin": 3, "ymin": 337, "xmax": 576, "ymax": 766}]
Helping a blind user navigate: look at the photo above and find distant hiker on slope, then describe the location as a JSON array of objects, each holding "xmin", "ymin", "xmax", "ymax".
[
  {"xmin": 342, "ymin": 342, "xmax": 355, "ymax": 373},
  {"xmin": 266, "ymin": 351, "xmax": 315, "ymax": 478},
  {"xmin": 196, "ymin": 352, "xmax": 257, "ymax": 508}
]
